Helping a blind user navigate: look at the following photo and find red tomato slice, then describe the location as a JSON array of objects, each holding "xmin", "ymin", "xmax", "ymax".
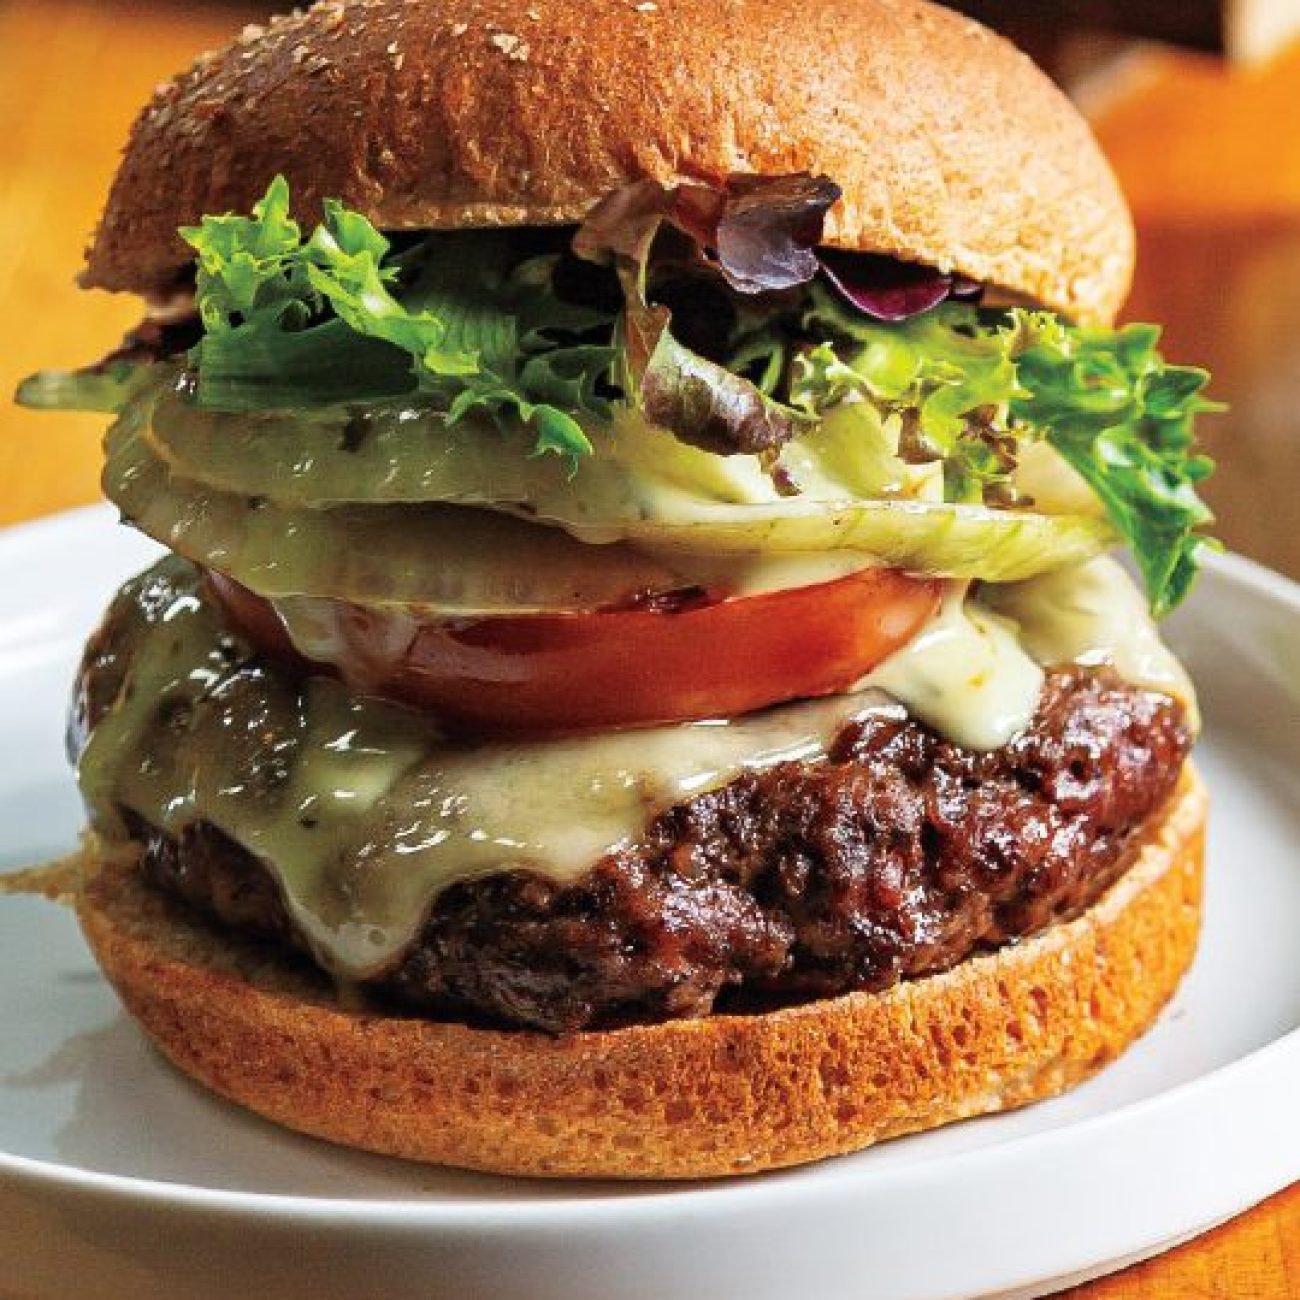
[{"xmin": 209, "ymin": 567, "xmax": 941, "ymax": 737}]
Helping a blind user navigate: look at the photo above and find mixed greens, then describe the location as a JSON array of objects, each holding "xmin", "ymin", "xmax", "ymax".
[
  {"xmin": 17, "ymin": 174, "xmax": 1219, "ymax": 613},
  {"xmin": 796, "ymin": 291, "xmax": 1218, "ymax": 613},
  {"xmin": 183, "ymin": 177, "xmax": 616, "ymax": 461}
]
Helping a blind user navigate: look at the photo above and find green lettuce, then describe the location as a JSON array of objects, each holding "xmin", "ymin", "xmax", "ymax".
[
  {"xmin": 1011, "ymin": 318, "xmax": 1218, "ymax": 616},
  {"xmin": 14, "ymin": 361, "xmax": 150, "ymax": 415},
  {"xmin": 799, "ymin": 289, "xmax": 1219, "ymax": 615},
  {"xmin": 181, "ymin": 176, "xmax": 615, "ymax": 462}
]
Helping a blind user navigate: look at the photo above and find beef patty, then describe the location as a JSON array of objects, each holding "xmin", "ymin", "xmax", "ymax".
[{"xmin": 83, "ymin": 622, "xmax": 1189, "ymax": 1031}]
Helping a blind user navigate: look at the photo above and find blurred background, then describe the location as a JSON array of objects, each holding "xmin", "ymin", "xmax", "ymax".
[{"xmin": 2, "ymin": 0, "xmax": 1300, "ymax": 577}]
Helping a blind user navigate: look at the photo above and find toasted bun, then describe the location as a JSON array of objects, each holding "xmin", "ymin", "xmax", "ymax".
[
  {"xmin": 74, "ymin": 767, "xmax": 1204, "ymax": 1180},
  {"xmin": 83, "ymin": 0, "xmax": 1133, "ymax": 324}
]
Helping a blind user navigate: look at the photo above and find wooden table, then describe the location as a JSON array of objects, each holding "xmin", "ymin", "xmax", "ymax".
[{"xmin": 0, "ymin": 1, "xmax": 1296, "ymax": 1294}]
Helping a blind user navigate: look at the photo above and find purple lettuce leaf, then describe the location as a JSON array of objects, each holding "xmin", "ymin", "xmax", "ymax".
[
  {"xmin": 620, "ymin": 291, "xmax": 800, "ymax": 455},
  {"xmin": 817, "ymin": 249, "xmax": 982, "ymax": 322},
  {"xmin": 574, "ymin": 173, "xmax": 842, "ymax": 295}
]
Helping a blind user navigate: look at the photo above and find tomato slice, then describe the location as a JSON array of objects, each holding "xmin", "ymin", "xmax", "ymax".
[{"xmin": 209, "ymin": 567, "xmax": 942, "ymax": 737}]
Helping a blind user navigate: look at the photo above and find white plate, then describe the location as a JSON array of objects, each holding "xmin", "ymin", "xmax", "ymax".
[{"xmin": 1, "ymin": 505, "xmax": 1298, "ymax": 1300}]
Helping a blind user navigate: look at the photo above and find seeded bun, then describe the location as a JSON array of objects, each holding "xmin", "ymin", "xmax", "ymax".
[
  {"xmin": 83, "ymin": 0, "xmax": 1133, "ymax": 324},
  {"xmin": 72, "ymin": 769, "xmax": 1203, "ymax": 1180}
]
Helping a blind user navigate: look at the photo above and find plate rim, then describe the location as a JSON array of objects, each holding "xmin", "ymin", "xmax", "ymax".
[
  {"xmin": 0, "ymin": 1025, "xmax": 1297, "ymax": 1228},
  {"xmin": 1, "ymin": 503, "xmax": 1298, "ymax": 1229}
]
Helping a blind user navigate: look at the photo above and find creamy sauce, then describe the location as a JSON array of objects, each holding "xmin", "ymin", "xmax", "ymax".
[
  {"xmin": 864, "ymin": 586, "xmax": 1044, "ymax": 750},
  {"xmin": 273, "ymin": 597, "xmax": 417, "ymax": 690},
  {"xmin": 985, "ymin": 556, "xmax": 1199, "ymax": 730},
  {"xmin": 80, "ymin": 555, "xmax": 1195, "ymax": 980},
  {"xmin": 859, "ymin": 557, "xmax": 1198, "ymax": 749}
]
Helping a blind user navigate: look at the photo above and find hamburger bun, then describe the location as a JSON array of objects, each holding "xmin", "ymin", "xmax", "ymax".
[
  {"xmin": 74, "ymin": 768, "xmax": 1204, "ymax": 1180},
  {"xmin": 84, "ymin": 0, "xmax": 1133, "ymax": 323}
]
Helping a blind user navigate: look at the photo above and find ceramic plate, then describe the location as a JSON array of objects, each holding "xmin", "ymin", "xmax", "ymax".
[{"xmin": 1, "ymin": 506, "xmax": 1298, "ymax": 1300}]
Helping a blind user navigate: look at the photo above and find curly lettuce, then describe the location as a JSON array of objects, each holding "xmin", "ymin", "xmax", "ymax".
[
  {"xmin": 1012, "ymin": 318, "xmax": 1218, "ymax": 616},
  {"xmin": 799, "ymin": 290, "xmax": 1219, "ymax": 615},
  {"xmin": 182, "ymin": 176, "xmax": 615, "ymax": 462}
]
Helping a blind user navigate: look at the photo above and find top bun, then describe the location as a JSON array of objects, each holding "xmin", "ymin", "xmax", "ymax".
[{"xmin": 83, "ymin": 0, "xmax": 1134, "ymax": 324}]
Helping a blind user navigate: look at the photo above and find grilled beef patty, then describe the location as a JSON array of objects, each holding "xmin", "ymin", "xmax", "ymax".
[{"xmin": 80, "ymin": 611, "xmax": 1189, "ymax": 1031}]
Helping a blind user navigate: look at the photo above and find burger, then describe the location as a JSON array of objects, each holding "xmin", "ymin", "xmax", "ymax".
[{"xmin": 18, "ymin": 0, "xmax": 1216, "ymax": 1178}]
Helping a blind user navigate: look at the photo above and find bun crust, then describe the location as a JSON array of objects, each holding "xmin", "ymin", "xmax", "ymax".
[
  {"xmin": 75, "ymin": 767, "xmax": 1204, "ymax": 1180},
  {"xmin": 84, "ymin": 0, "xmax": 1133, "ymax": 324}
]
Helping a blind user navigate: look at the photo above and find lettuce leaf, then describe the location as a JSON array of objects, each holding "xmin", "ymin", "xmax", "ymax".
[
  {"xmin": 180, "ymin": 176, "xmax": 615, "ymax": 462},
  {"xmin": 817, "ymin": 249, "xmax": 980, "ymax": 322},
  {"xmin": 800, "ymin": 290, "xmax": 1219, "ymax": 614},
  {"xmin": 575, "ymin": 175, "xmax": 828, "ymax": 452},
  {"xmin": 621, "ymin": 297, "xmax": 805, "ymax": 454},
  {"xmin": 15, "ymin": 313, "xmax": 201, "ymax": 415},
  {"xmin": 573, "ymin": 173, "xmax": 841, "ymax": 295},
  {"xmin": 15, "ymin": 362, "xmax": 149, "ymax": 414},
  {"xmin": 1011, "ymin": 319, "xmax": 1218, "ymax": 616}
]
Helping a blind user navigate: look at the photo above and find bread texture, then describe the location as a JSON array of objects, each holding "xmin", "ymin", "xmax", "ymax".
[
  {"xmin": 74, "ymin": 766, "xmax": 1204, "ymax": 1180},
  {"xmin": 83, "ymin": 0, "xmax": 1133, "ymax": 324}
]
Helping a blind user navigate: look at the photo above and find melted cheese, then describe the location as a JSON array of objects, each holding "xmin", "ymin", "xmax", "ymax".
[
  {"xmin": 865, "ymin": 587, "xmax": 1044, "ymax": 750},
  {"xmin": 79, "ymin": 556, "xmax": 1196, "ymax": 980},
  {"xmin": 79, "ymin": 562, "xmax": 905, "ymax": 976},
  {"xmin": 984, "ymin": 556, "xmax": 1199, "ymax": 730}
]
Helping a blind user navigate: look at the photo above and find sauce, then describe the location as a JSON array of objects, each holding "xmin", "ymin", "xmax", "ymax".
[
  {"xmin": 985, "ymin": 557, "xmax": 1199, "ymax": 730},
  {"xmin": 865, "ymin": 586, "xmax": 1044, "ymax": 751}
]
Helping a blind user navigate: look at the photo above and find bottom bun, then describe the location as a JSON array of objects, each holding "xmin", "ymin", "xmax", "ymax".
[{"xmin": 76, "ymin": 767, "xmax": 1206, "ymax": 1180}]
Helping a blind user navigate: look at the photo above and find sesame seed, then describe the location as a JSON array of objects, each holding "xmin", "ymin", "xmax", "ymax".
[{"xmin": 489, "ymin": 31, "xmax": 530, "ymax": 60}]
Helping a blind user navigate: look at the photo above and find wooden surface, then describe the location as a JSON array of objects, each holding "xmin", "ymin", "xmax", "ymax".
[{"xmin": 0, "ymin": 1, "xmax": 1296, "ymax": 1293}]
